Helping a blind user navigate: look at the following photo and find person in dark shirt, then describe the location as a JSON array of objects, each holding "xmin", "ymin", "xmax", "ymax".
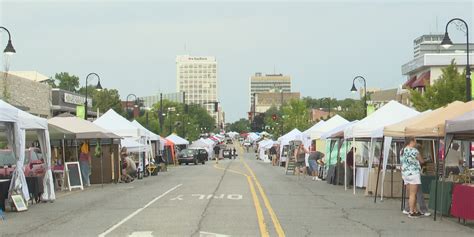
[{"xmin": 345, "ymin": 147, "xmax": 356, "ymax": 186}]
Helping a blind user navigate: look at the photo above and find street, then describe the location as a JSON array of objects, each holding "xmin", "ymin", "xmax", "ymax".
[{"xmin": 1, "ymin": 145, "xmax": 473, "ymax": 237}]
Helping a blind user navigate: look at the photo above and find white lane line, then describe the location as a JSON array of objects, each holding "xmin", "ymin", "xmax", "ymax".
[{"xmin": 98, "ymin": 184, "xmax": 183, "ymax": 237}]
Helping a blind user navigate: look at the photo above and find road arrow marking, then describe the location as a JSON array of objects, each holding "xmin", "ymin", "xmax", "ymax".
[
  {"xmin": 129, "ymin": 231, "xmax": 154, "ymax": 237},
  {"xmin": 199, "ymin": 231, "xmax": 230, "ymax": 237},
  {"xmin": 170, "ymin": 195, "xmax": 184, "ymax": 201}
]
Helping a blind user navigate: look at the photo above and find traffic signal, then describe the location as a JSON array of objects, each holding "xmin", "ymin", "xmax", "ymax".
[{"xmin": 272, "ymin": 114, "xmax": 278, "ymax": 121}]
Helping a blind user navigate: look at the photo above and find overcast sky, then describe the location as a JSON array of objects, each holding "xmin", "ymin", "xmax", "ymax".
[{"xmin": 1, "ymin": 0, "xmax": 473, "ymax": 122}]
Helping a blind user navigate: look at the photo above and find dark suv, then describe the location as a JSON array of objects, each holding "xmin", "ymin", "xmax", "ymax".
[
  {"xmin": 178, "ymin": 148, "xmax": 207, "ymax": 165},
  {"xmin": 0, "ymin": 148, "xmax": 45, "ymax": 177}
]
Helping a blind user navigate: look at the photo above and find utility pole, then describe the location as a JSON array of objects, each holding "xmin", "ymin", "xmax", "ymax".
[
  {"xmin": 159, "ymin": 93, "xmax": 163, "ymax": 134},
  {"xmin": 183, "ymin": 92, "xmax": 187, "ymax": 138}
]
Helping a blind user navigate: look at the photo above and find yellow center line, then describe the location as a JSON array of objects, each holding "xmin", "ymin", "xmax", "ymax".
[
  {"xmin": 212, "ymin": 153, "xmax": 269, "ymax": 237},
  {"xmin": 239, "ymin": 145, "xmax": 286, "ymax": 237}
]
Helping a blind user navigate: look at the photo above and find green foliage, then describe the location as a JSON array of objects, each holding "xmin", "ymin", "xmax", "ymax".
[
  {"xmin": 78, "ymin": 86, "xmax": 123, "ymax": 115},
  {"xmin": 92, "ymin": 89, "xmax": 123, "ymax": 114},
  {"xmin": 228, "ymin": 118, "xmax": 250, "ymax": 133},
  {"xmin": 52, "ymin": 72, "xmax": 80, "ymax": 92},
  {"xmin": 410, "ymin": 60, "xmax": 466, "ymax": 111},
  {"xmin": 134, "ymin": 100, "xmax": 215, "ymax": 141},
  {"xmin": 281, "ymin": 99, "xmax": 310, "ymax": 133}
]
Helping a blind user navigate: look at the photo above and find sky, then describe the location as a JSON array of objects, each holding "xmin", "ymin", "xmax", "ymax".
[{"xmin": 0, "ymin": 0, "xmax": 473, "ymax": 122}]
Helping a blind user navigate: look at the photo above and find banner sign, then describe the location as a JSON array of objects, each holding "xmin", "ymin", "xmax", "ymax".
[
  {"xmin": 367, "ymin": 104, "xmax": 375, "ymax": 116},
  {"xmin": 64, "ymin": 93, "xmax": 92, "ymax": 106},
  {"xmin": 76, "ymin": 105, "xmax": 85, "ymax": 119}
]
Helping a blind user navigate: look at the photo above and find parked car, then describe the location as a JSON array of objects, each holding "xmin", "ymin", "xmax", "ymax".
[
  {"xmin": 189, "ymin": 148, "xmax": 208, "ymax": 164},
  {"xmin": 223, "ymin": 149, "xmax": 232, "ymax": 159},
  {"xmin": 178, "ymin": 148, "xmax": 206, "ymax": 165},
  {"xmin": 0, "ymin": 148, "xmax": 46, "ymax": 177}
]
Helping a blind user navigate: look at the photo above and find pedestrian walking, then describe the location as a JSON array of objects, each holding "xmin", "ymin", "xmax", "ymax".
[
  {"xmin": 79, "ymin": 141, "xmax": 91, "ymax": 187},
  {"xmin": 270, "ymin": 146, "xmax": 278, "ymax": 166},
  {"xmin": 214, "ymin": 145, "xmax": 220, "ymax": 164},
  {"xmin": 400, "ymin": 137, "xmax": 425, "ymax": 219}
]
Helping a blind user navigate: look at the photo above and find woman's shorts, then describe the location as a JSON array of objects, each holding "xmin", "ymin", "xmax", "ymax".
[
  {"xmin": 308, "ymin": 160, "xmax": 318, "ymax": 172},
  {"xmin": 296, "ymin": 161, "xmax": 305, "ymax": 167},
  {"xmin": 402, "ymin": 174, "xmax": 421, "ymax": 185}
]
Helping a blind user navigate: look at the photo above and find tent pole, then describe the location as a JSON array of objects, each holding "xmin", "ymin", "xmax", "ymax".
[
  {"xmin": 374, "ymin": 137, "xmax": 384, "ymax": 203},
  {"xmin": 62, "ymin": 137, "xmax": 66, "ymax": 191},
  {"xmin": 336, "ymin": 138, "xmax": 342, "ymax": 185},
  {"xmin": 344, "ymin": 140, "xmax": 348, "ymax": 190},
  {"xmin": 100, "ymin": 139, "xmax": 103, "ymax": 188},
  {"xmin": 353, "ymin": 137, "xmax": 356, "ymax": 195},
  {"xmin": 391, "ymin": 143, "xmax": 395, "ymax": 198}
]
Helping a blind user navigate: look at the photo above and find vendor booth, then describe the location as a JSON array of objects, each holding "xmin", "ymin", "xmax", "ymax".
[
  {"xmin": 277, "ymin": 128, "xmax": 304, "ymax": 164},
  {"xmin": 258, "ymin": 139, "xmax": 274, "ymax": 163},
  {"xmin": 444, "ymin": 110, "xmax": 474, "ymax": 222},
  {"xmin": 344, "ymin": 100, "xmax": 420, "ymax": 196},
  {"xmin": 0, "ymin": 99, "xmax": 55, "ymax": 208},
  {"xmin": 93, "ymin": 109, "xmax": 149, "ymax": 176},
  {"xmin": 166, "ymin": 134, "xmax": 189, "ymax": 147},
  {"xmin": 48, "ymin": 116, "xmax": 122, "ymax": 186}
]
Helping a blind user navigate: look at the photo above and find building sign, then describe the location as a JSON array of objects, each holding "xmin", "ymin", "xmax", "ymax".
[{"xmin": 64, "ymin": 93, "xmax": 92, "ymax": 106}]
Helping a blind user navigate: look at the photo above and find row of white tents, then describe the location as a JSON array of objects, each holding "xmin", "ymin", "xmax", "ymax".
[
  {"xmin": 255, "ymin": 100, "xmax": 474, "ymax": 200},
  {"xmin": 0, "ymin": 97, "xmax": 197, "ymax": 204}
]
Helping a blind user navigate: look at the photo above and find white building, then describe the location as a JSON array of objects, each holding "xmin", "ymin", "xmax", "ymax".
[
  {"xmin": 402, "ymin": 34, "xmax": 474, "ymax": 90},
  {"xmin": 141, "ymin": 92, "xmax": 184, "ymax": 108},
  {"xmin": 176, "ymin": 55, "xmax": 219, "ymax": 123}
]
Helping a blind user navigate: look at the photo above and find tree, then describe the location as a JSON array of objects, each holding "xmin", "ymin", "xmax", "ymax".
[
  {"xmin": 52, "ymin": 72, "xmax": 80, "ymax": 92},
  {"xmin": 92, "ymin": 89, "xmax": 123, "ymax": 114},
  {"xmin": 281, "ymin": 99, "xmax": 310, "ymax": 133},
  {"xmin": 410, "ymin": 60, "xmax": 466, "ymax": 111},
  {"xmin": 228, "ymin": 118, "xmax": 250, "ymax": 133}
]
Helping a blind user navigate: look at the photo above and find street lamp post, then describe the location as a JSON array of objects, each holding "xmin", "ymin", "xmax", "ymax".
[
  {"xmin": 84, "ymin": 73, "xmax": 103, "ymax": 120},
  {"xmin": 351, "ymin": 76, "xmax": 368, "ymax": 117},
  {"xmin": 0, "ymin": 26, "xmax": 16, "ymax": 55},
  {"xmin": 441, "ymin": 18, "xmax": 471, "ymax": 101},
  {"xmin": 126, "ymin": 94, "xmax": 138, "ymax": 120}
]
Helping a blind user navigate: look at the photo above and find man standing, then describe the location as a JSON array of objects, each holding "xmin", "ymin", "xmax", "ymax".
[
  {"xmin": 308, "ymin": 149, "xmax": 324, "ymax": 181},
  {"xmin": 232, "ymin": 147, "xmax": 237, "ymax": 159}
]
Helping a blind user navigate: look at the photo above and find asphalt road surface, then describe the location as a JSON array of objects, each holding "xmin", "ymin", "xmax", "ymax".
[{"xmin": 1, "ymin": 144, "xmax": 473, "ymax": 237}]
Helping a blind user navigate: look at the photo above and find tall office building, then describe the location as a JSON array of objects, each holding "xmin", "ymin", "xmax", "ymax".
[
  {"xmin": 176, "ymin": 55, "xmax": 219, "ymax": 123},
  {"xmin": 249, "ymin": 72, "xmax": 291, "ymax": 110}
]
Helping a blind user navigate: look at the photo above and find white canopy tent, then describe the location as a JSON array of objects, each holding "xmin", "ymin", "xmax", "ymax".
[
  {"xmin": 94, "ymin": 109, "xmax": 147, "ymax": 138},
  {"xmin": 320, "ymin": 121, "xmax": 359, "ymax": 140},
  {"xmin": 277, "ymin": 128, "xmax": 305, "ymax": 163},
  {"xmin": 190, "ymin": 138, "xmax": 215, "ymax": 160},
  {"xmin": 0, "ymin": 99, "xmax": 55, "ymax": 202},
  {"xmin": 306, "ymin": 115, "xmax": 349, "ymax": 140},
  {"xmin": 247, "ymin": 133, "xmax": 260, "ymax": 142},
  {"xmin": 344, "ymin": 100, "xmax": 420, "ymax": 195},
  {"xmin": 303, "ymin": 120, "xmax": 326, "ymax": 138},
  {"xmin": 258, "ymin": 139, "xmax": 274, "ymax": 163},
  {"xmin": 94, "ymin": 109, "xmax": 149, "ymax": 171},
  {"xmin": 166, "ymin": 134, "xmax": 189, "ymax": 146},
  {"xmin": 121, "ymin": 137, "xmax": 147, "ymax": 153},
  {"xmin": 132, "ymin": 120, "xmax": 166, "ymax": 161},
  {"xmin": 344, "ymin": 101, "xmax": 419, "ymax": 139}
]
